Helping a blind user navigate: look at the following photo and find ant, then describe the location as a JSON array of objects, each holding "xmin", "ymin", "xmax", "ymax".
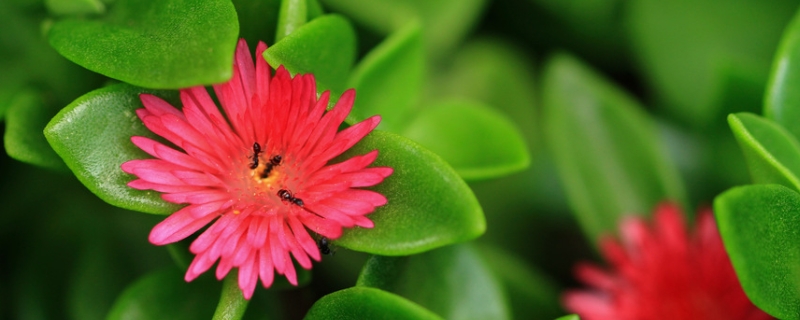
[
  {"xmin": 260, "ymin": 155, "xmax": 282, "ymax": 179},
  {"xmin": 249, "ymin": 142, "xmax": 262, "ymax": 169},
  {"xmin": 277, "ymin": 189, "xmax": 304, "ymax": 207},
  {"xmin": 317, "ymin": 237, "xmax": 335, "ymax": 256}
]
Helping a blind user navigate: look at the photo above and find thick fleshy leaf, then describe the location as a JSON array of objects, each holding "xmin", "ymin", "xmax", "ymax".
[
  {"xmin": 275, "ymin": 0, "xmax": 307, "ymax": 42},
  {"xmin": 107, "ymin": 268, "xmax": 220, "ymax": 320},
  {"xmin": 319, "ymin": 0, "xmax": 487, "ymax": 57},
  {"xmin": 45, "ymin": 0, "xmax": 104, "ymax": 15},
  {"xmin": 233, "ymin": 0, "xmax": 281, "ymax": 47},
  {"xmin": 402, "ymin": 100, "xmax": 530, "ymax": 180},
  {"xmin": 542, "ymin": 53, "xmax": 686, "ymax": 244},
  {"xmin": 357, "ymin": 244, "xmax": 510, "ymax": 320},
  {"xmin": 347, "ymin": 22, "xmax": 424, "ymax": 132},
  {"xmin": 714, "ymin": 184, "xmax": 800, "ymax": 319},
  {"xmin": 4, "ymin": 89, "xmax": 68, "ymax": 171},
  {"xmin": 44, "ymin": 84, "xmax": 182, "ymax": 215},
  {"xmin": 766, "ymin": 7, "xmax": 800, "ymax": 141},
  {"xmin": 212, "ymin": 273, "xmax": 249, "ymax": 320},
  {"xmin": 264, "ymin": 15, "xmax": 356, "ymax": 94},
  {"xmin": 305, "ymin": 287, "xmax": 443, "ymax": 320},
  {"xmin": 334, "ymin": 130, "xmax": 485, "ymax": 255},
  {"xmin": 476, "ymin": 245, "xmax": 562, "ymax": 320},
  {"xmin": 625, "ymin": 0, "xmax": 796, "ymax": 127},
  {"xmin": 728, "ymin": 112, "xmax": 800, "ymax": 191},
  {"xmin": 48, "ymin": 0, "xmax": 238, "ymax": 88},
  {"xmin": 439, "ymin": 38, "xmax": 537, "ymax": 150}
]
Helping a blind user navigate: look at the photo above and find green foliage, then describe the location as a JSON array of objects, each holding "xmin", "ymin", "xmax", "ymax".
[
  {"xmin": 715, "ymin": 184, "xmax": 800, "ymax": 319},
  {"xmin": 45, "ymin": 0, "xmax": 104, "ymax": 16},
  {"xmin": 403, "ymin": 100, "xmax": 530, "ymax": 181},
  {"xmin": 357, "ymin": 244, "xmax": 510, "ymax": 320},
  {"xmin": 212, "ymin": 274, "xmax": 250, "ymax": 320},
  {"xmin": 626, "ymin": 0, "xmax": 796, "ymax": 127},
  {"xmin": 542, "ymin": 53, "xmax": 686, "ymax": 244},
  {"xmin": 766, "ymin": 7, "xmax": 800, "ymax": 141},
  {"xmin": 264, "ymin": 15, "xmax": 356, "ymax": 95},
  {"xmin": 107, "ymin": 268, "xmax": 221, "ymax": 320},
  {"xmin": 728, "ymin": 113, "xmax": 800, "ymax": 191},
  {"xmin": 44, "ymin": 84, "xmax": 183, "ymax": 215},
  {"xmin": 48, "ymin": 0, "xmax": 239, "ymax": 88},
  {"xmin": 476, "ymin": 245, "xmax": 563, "ymax": 320},
  {"xmin": 4, "ymin": 89, "xmax": 67, "ymax": 171},
  {"xmin": 348, "ymin": 22, "xmax": 424, "ymax": 131},
  {"xmin": 335, "ymin": 130, "xmax": 486, "ymax": 255},
  {"xmin": 305, "ymin": 287, "xmax": 443, "ymax": 320},
  {"xmin": 319, "ymin": 0, "xmax": 486, "ymax": 57}
]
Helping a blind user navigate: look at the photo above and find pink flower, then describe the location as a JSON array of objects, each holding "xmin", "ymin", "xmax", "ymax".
[
  {"xmin": 563, "ymin": 203, "xmax": 770, "ymax": 320},
  {"xmin": 121, "ymin": 39, "xmax": 392, "ymax": 299}
]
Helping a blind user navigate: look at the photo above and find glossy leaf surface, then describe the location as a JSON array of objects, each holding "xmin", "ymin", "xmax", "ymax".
[
  {"xmin": 305, "ymin": 287, "xmax": 442, "ymax": 320},
  {"xmin": 728, "ymin": 112, "xmax": 800, "ymax": 191},
  {"xmin": 542, "ymin": 53, "xmax": 685, "ymax": 244},
  {"xmin": 357, "ymin": 244, "xmax": 510, "ymax": 320},
  {"xmin": 48, "ymin": 0, "xmax": 238, "ymax": 88},
  {"xmin": 335, "ymin": 130, "xmax": 485, "ymax": 255},
  {"xmin": 715, "ymin": 184, "xmax": 800, "ymax": 319},
  {"xmin": 348, "ymin": 22, "xmax": 424, "ymax": 132},
  {"xmin": 766, "ymin": 7, "xmax": 800, "ymax": 140},
  {"xmin": 275, "ymin": 0, "xmax": 307, "ymax": 42},
  {"xmin": 44, "ymin": 84, "xmax": 182, "ymax": 214},
  {"xmin": 402, "ymin": 100, "xmax": 530, "ymax": 180},
  {"xmin": 107, "ymin": 268, "xmax": 220, "ymax": 320},
  {"xmin": 4, "ymin": 89, "xmax": 67, "ymax": 171},
  {"xmin": 264, "ymin": 15, "xmax": 356, "ymax": 94}
]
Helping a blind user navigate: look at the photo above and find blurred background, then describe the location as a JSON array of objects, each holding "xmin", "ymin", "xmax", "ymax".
[{"xmin": 2, "ymin": 0, "xmax": 798, "ymax": 319}]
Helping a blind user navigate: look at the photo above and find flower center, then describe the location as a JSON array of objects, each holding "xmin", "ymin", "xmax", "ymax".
[{"xmin": 229, "ymin": 142, "xmax": 306, "ymax": 215}]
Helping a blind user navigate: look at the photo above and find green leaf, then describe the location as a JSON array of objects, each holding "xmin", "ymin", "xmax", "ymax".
[
  {"xmin": 542, "ymin": 53, "xmax": 686, "ymax": 244},
  {"xmin": 554, "ymin": 315, "xmax": 580, "ymax": 320},
  {"xmin": 4, "ymin": 89, "xmax": 68, "ymax": 171},
  {"xmin": 402, "ymin": 100, "xmax": 530, "ymax": 180},
  {"xmin": 212, "ymin": 273, "xmax": 250, "ymax": 320},
  {"xmin": 335, "ymin": 130, "xmax": 485, "ymax": 255},
  {"xmin": 44, "ymin": 83, "xmax": 182, "ymax": 215},
  {"xmin": 714, "ymin": 184, "xmax": 800, "ymax": 319},
  {"xmin": 347, "ymin": 22, "xmax": 424, "ymax": 132},
  {"xmin": 357, "ymin": 244, "xmax": 510, "ymax": 320},
  {"xmin": 107, "ymin": 268, "xmax": 220, "ymax": 320},
  {"xmin": 319, "ymin": 0, "xmax": 487, "ymax": 57},
  {"xmin": 476, "ymin": 245, "xmax": 562, "ymax": 320},
  {"xmin": 766, "ymin": 7, "xmax": 800, "ymax": 141},
  {"xmin": 728, "ymin": 113, "xmax": 800, "ymax": 191},
  {"xmin": 305, "ymin": 287, "xmax": 443, "ymax": 320},
  {"xmin": 264, "ymin": 15, "xmax": 356, "ymax": 95},
  {"xmin": 439, "ymin": 38, "xmax": 538, "ymax": 150},
  {"xmin": 233, "ymin": 0, "xmax": 281, "ymax": 47},
  {"xmin": 45, "ymin": 0, "xmax": 104, "ymax": 15},
  {"xmin": 306, "ymin": 0, "xmax": 323, "ymax": 19},
  {"xmin": 626, "ymin": 0, "xmax": 796, "ymax": 127},
  {"xmin": 275, "ymin": 0, "xmax": 307, "ymax": 42},
  {"xmin": 48, "ymin": 0, "xmax": 238, "ymax": 89}
]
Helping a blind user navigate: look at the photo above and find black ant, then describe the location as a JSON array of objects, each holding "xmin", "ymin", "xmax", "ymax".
[
  {"xmin": 317, "ymin": 237, "xmax": 335, "ymax": 256},
  {"xmin": 277, "ymin": 189, "xmax": 304, "ymax": 206},
  {"xmin": 249, "ymin": 142, "xmax": 262, "ymax": 169},
  {"xmin": 260, "ymin": 155, "xmax": 282, "ymax": 179}
]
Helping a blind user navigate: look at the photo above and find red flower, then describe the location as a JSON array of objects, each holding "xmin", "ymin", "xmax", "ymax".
[
  {"xmin": 563, "ymin": 203, "xmax": 770, "ymax": 320},
  {"xmin": 121, "ymin": 39, "xmax": 392, "ymax": 299}
]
